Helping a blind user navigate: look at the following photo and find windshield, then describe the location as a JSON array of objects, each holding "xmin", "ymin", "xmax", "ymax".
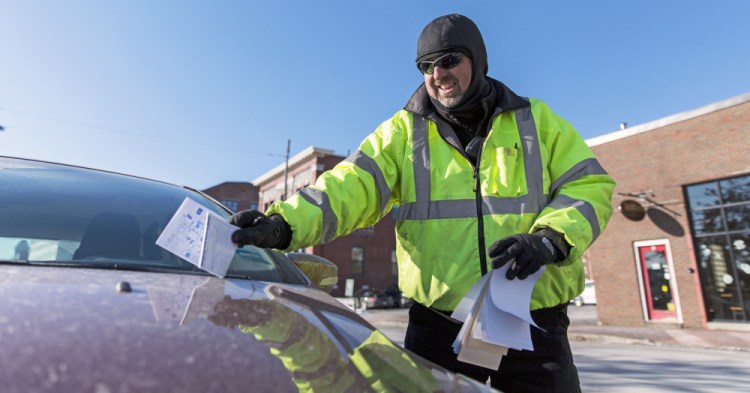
[{"xmin": 0, "ymin": 157, "xmax": 307, "ymax": 285}]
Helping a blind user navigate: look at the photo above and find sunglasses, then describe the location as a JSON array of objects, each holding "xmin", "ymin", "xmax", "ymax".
[{"xmin": 418, "ymin": 53, "xmax": 463, "ymax": 75}]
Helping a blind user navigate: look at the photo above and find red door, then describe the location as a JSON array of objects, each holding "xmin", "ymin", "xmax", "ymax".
[{"xmin": 638, "ymin": 244, "xmax": 677, "ymax": 321}]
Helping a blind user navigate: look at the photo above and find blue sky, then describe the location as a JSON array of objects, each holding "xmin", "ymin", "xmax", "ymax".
[{"xmin": 1, "ymin": 1, "xmax": 749, "ymax": 190}]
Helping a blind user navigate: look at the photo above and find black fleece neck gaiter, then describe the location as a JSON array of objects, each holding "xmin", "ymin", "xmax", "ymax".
[{"xmin": 416, "ymin": 14, "xmax": 495, "ymax": 138}]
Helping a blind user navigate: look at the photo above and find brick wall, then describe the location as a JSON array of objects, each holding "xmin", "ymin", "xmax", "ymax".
[
  {"xmin": 589, "ymin": 101, "xmax": 750, "ymax": 328},
  {"xmin": 256, "ymin": 149, "xmax": 398, "ymax": 298},
  {"xmin": 310, "ymin": 214, "xmax": 398, "ymax": 297},
  {"xmin": 202, "ymin": 182, "xmax": 259, "ymax": 212}
]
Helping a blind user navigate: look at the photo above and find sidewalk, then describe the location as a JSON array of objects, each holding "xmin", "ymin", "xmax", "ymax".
[
  {"xmin": 569, "ymin": 323, "xmax": 750, "ymax": 351},
  {"xmin": 355, "ymin": 306, "xmax": 750, "ymax": 352}
]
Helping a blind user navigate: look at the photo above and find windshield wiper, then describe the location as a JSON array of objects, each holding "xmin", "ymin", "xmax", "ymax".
[
  {"xmin": 0, "ymin": 259, "xmax": 261, "ymax": 279},
  {"xmin": 0, "ymin": 259, "xmax": 31, "ymax": 265},
  {"xmin": 0, "ymin": 259, "xmax": 212, "ymax": 276}
]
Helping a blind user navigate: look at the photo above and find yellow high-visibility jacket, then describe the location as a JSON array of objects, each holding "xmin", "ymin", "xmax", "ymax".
[
  {"xmin": 267, "ymin": 80, "xmax": 615, "ymax": 311},
  {"xmin": 244, "ymin": 301, "xmax": 446, "ymax": 392}
]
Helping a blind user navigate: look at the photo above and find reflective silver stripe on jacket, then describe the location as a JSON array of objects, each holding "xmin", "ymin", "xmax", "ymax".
[
  {"xmin": 548, "ymin": 194, "xmax": 601, "ymax": 241},
  {"xmin": 550, "ymin": 158, "xmax": 609, "ymax": 197},
  {"xmin": 515, "ymin": 106, "xmax": 546, "ymax": 211},
  {"xmin": 412, "ymin": 115, "xmax": 431, "ymax": 207},
  {"xmin": 298, "ymin": 187, "xmax": 338, "ymax": 243},
  {"xmin": 398, "ymin": 108, "xmax": 546, "ymax": 221},
  {"xmin": 344, "ymin": 150, "xmax": 392, "ymax": 213}
]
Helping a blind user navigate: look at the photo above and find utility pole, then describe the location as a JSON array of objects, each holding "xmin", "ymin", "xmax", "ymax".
[{"xmin": 283, "ymin": 139, "xmax": 290, "ymax": 200}]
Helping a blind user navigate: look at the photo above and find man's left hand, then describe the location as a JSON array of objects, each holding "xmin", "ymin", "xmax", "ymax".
[{"xmin": 488, "ymin": 231, "xmax": 562, "ymax": 280}]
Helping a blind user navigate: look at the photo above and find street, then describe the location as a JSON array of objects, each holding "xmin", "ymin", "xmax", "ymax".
[
  {"xmin": 573, "ymin": 341, "xmax": 750, "ymax": 393},
  {"xmin": 361, "ymin": 306, "xmax": 750, "ymax": 392}
]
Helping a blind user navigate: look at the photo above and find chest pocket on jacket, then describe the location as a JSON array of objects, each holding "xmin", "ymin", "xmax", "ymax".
[{"xmin": 486, "ymin": 146, "xmax": 524, "ymax": 196}]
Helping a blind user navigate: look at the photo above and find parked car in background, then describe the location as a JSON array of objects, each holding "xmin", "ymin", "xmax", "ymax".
[
  {"xmin": 354, "ymin": 287, "xmax": 393, "ymax": 309},
  {"xmin": 0, "ymin": 156, "xmax": 496, "ymax": 393},
  {"xmin": 572, "ymin": 280, "xmax": 597, "ymax": 307},
  {"xmin": 354, "ymin": 286, "xmax": 414, "ymax": 309},
  {"xmin": 386, "ymin": 284, "xmax": 414, "ymax": 308}
]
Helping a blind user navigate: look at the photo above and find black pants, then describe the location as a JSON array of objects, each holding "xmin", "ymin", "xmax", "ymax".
[{"xmin": 404, "ymin": 302, "xmax": 580, "ymax": 393}]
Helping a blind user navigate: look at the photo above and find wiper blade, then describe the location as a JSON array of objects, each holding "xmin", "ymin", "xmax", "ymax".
[
  {"xmin": 0, "ymin": 259, "xmax": 212, "ymax": 276},
  {"xmin": 0, "ymin": 259, "xmax": 31, "ymax": 265}
]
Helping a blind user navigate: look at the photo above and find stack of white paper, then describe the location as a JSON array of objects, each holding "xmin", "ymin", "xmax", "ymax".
[
  {"xmin": 450, "ymin": 263, "xmax": 546, "ymax": 369},
  {"xmin": 156, "ymin": 197, "xmax": 239, "ymax": 278}
]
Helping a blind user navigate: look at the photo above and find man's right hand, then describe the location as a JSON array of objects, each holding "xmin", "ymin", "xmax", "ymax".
[{"xmin": 230, "ymin": 210, "xmax": 292, "ymax": 249}]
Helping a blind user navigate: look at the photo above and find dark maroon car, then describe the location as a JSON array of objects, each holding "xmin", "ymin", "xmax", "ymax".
[{"xmin": 0, "ymin": 156, "xmax": 495, "ymax": 393}]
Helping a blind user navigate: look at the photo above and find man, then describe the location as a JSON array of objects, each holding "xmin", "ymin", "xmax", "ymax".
[{"xmin": 232, "ymin": 14, "xmax": 614, "ymax": 392}]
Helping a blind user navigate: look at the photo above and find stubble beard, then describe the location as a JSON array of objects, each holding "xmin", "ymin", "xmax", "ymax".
[
  {"xmin": 431, "ymin": 76, "xmax": 464, "ymax": 108},
  {"xmin": 436, "ymin": 92, "xmax": 464, "ymax": 108}
]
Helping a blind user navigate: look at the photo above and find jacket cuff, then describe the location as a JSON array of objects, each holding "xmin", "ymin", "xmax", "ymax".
[{"xmin": 536, "ymin": 228, "xmax": 570, "ymax": 260}]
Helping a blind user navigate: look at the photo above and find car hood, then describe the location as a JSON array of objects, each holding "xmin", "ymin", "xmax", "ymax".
[{"xmin": 0, "ymin": 265, "xmax": 492, "ymax": 392}]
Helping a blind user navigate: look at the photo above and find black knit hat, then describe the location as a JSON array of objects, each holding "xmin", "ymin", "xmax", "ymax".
[{"xmin": 416, "ymin": 14, "xmax": 488, "ymax": 76}]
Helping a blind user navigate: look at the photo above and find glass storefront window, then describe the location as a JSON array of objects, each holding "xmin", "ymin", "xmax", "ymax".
[
  {"xmin": 686, "ymin": 173, "xmax": 750, "ymax": 322},
  {"xmin": 695, "ymin": 236, "xmax": 742, "ymax": 321},
  {"xmin": 690, "ymin": 208, "xmax": 725, "ymax": 235},
  {"xmin": 730, "ymin": 233, "xmax": 750, "ymax": 319},
  {"xmin": 726, "ymin": 204, "xmax": 750, "ymax": 232},
  {"xmin": 686, "ymin": 182, "xmax": 720, "ymax": 209},
  {"xmin": 720, "ymin": 177, "xmax": 750, "ymax": 204}
]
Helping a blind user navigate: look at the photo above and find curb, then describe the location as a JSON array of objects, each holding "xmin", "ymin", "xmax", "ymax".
[
  {"xmin": 569, "ymin": 332, "xmax": 750, "ymax": 352},
  {"xmin": 358, "ymin": 307, "xmax": 750, "ymax": 352},
  {"xmin": 568, "ymin": 333, "xmax": 654, "ymax": 346}
]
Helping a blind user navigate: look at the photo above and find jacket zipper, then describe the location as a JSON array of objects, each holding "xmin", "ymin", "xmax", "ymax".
[
  {"xmin": 474, "ymin": 102, "xmax": 494, "ymax": 277},
  {"xmin": 427, "ymin": 111, "xmax": 492, "ymax": 277},
  {"xmin": 473, "ymin": 152, "xmax": 488, "ymax": 276}
]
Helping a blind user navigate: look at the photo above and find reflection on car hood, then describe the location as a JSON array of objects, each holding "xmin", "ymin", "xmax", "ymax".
[{"xmin": 0, "ymin": 265, "xmax": 493, "ymax": 392}]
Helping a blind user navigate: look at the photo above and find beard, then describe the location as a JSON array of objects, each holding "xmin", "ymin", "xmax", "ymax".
[
  {"xmin": 429, "ymin": 75, "xmax": 465, "ymax": 108},
  {"xmin": 436, "ymin": 91, "xmax": 465, "ymax": 108}
]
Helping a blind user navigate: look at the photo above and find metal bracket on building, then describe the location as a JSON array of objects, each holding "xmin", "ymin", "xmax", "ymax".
[{"xmin": 617, "ymin": 191, "xmax": 682, "ymax": 217}]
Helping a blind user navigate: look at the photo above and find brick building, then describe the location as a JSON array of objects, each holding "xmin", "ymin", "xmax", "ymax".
[
  {"xmin": 202, "ymin": 182, "xmax": 259, "ymax": 213},
  {"xmin": 252, "ymin": 146, "xmax": 398, "ymax": 297},
  {"xmin": 587, "ymin": 92, "xmax": 750, "ymax": 331}
]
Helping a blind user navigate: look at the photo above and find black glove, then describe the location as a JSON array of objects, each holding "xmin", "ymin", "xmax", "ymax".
[
  {"xmin": 488, "ymin": 229, "xmax": 568, "ymax": 280},
  {"xmin": 230, "ymin": 210, "xmax": 292, "ymax": 249}
]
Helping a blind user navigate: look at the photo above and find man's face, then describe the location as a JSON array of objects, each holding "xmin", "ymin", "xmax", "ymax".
[{"xmin": 423, "ymin": 53, "xmax": 473, "ymax": 108}]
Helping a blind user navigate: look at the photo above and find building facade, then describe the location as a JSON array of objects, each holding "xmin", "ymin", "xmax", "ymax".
[
  {"xmin": 587, "ymin": 92, "xmax": 750, "ymax": 330},
  {"xmin": 252, "ymin": 147, "xmax": 398, "ymax": 298},
  {"xmin": 214, "ymin": 92, "xmax": 750, "ymax": 328},
  {"xmin": 202, "ymin": 182, "xmax": 259, "ymax": 213}
]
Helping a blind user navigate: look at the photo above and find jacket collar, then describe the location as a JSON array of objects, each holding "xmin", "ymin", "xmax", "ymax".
[{"xmin": 403, "ymin": 77, "xmax": 529, "ymax": 118}]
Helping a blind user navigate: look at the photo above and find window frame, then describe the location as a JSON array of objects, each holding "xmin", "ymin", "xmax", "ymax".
[{"xmin": 351, "ymin": 246, "xmax": 364, "ymax": 275}]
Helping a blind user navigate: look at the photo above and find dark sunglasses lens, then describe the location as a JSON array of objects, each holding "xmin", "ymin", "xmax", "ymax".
[
  {"xmin": 418, "ymin": 62, "xmax": 433, "ymax": 74},
  {"xmin": 419, "ymin": 53, "xmax": 461, "ymax": 74},
  {"xmin": 438, "ymin": 54, "xmax": 461, "ymax": 69}
]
